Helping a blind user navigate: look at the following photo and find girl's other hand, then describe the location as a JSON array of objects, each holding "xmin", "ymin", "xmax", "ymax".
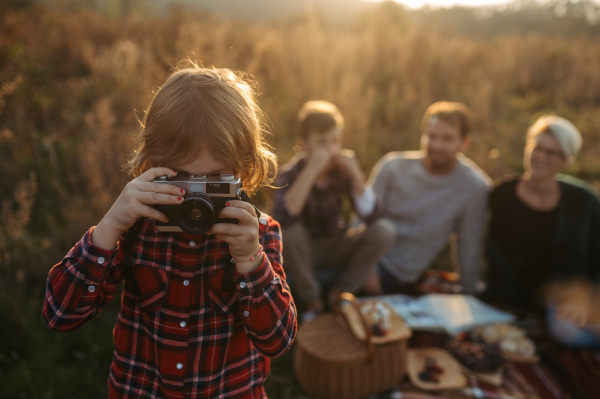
[
  {"xmin": 206, "ymin": 200, "xmax": 262, "ymax": 274},
  {"xmin": 91, "ymin": 167, "xmax": 185, "ymax": 250}
]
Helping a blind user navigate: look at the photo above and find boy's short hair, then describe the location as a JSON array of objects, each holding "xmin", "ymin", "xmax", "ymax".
[
  {"xmin": 128, "ymin": 60, "xmax": 277, "ymax": 194},
  {"xmin": 297, "ymin": 101, "xmax": 344, "ymax": 139},
  {"xmin": 421, "ymin": 101, "xmax": 474, "ymax": 138}
]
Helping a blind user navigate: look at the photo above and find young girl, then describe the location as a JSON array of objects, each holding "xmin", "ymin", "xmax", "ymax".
[{"xmin": 43, "ymin": 61, "xmax": 297, "ymax": 398}]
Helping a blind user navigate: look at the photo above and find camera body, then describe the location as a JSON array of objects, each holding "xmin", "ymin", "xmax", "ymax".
[{"xmin": 152, "ymin": 173, "xmax": 243, "ymax": 235}]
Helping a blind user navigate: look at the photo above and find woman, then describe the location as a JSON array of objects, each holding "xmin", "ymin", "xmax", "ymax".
[{"xmin": 483, "ymin": 115, "xmax": 600, "ymax": 348}]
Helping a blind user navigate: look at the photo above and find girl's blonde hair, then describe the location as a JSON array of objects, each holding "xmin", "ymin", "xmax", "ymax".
[{"xmin": 128, "ymin": 60, "xmax": 277, "ymax": 195}]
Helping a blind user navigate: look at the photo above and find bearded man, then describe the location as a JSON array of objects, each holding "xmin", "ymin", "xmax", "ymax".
[{"xmin": 366, "ymin": 102, "xmax": 491, "ymax": 295}]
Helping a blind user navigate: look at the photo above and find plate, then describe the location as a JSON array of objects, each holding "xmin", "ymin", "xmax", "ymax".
[
  {"xmin": 407, "ymin": 347, "xmax": 467, "ymax": 391},
  {"xmin": 340, "ymin": 299, "xmax": 412, "ymax": 344}
]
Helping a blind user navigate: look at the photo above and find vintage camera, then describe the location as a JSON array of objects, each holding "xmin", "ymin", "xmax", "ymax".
[{"xmin": 152, "ymin": 173, "xmax": 246, "ymax": 235}]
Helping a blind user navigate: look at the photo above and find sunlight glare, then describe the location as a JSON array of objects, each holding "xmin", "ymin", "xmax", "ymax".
[{"xmin": 367, "ymin": 0, "xmax": 511, "ymax": 9}]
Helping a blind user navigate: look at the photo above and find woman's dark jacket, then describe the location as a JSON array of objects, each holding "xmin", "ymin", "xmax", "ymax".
[{"xmin": 483, "ymin": 174, "xmax": 600, "ymax": 308}]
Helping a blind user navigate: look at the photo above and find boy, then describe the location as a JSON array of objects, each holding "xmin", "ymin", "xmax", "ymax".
[{"xmin": 273, "ymin": 101, "xmax": 394, "ymax": 318}]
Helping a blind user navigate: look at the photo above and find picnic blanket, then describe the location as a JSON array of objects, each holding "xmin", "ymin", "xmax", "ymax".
[{"xmin": 372, "ymin": 332, "xmax": 600, "ymax": 399}]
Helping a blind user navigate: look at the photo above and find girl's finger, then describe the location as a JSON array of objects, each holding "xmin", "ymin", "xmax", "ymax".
[
  {"xmin": 135, "ymin": 191, "xmax": 184, "ymax": 206},
  {"xmin": 224, "ymin": 200, "xmax": 257, "ymax": 217},
  {"xmin": 138, "ymin": 204, "xmax": 170, "ymax": 223},
  {"xmin": 136, "ymin": 167, "xmax": 178, "ymax": 183},
  {"xmin": 207, "ymin": 222, "xmax": 245, "ymax": 237},
  {"xmin": 136, "ymin": 181, "xmax": 186, "ymax": 196},
  {"xmin": 218, "ymin": 205, "xmax": 258, "ymax": 225}
]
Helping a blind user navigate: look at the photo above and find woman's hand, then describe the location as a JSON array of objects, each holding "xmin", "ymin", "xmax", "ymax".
[
  {"xmin": 556, "ymin": 299, "xmax": 591, "ymax": 327},
  {"xmin": 91, "ymin": 167, "xmax": 185, "ymax": 250},
  {"xmin": 206, "ymin": 200, "xmax": 262, "ymax": 274}
]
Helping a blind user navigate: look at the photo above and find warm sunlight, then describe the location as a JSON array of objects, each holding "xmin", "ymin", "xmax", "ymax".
[{"xmin": 368, "ymin": 0, "xmax": 511, "ymax": 8}]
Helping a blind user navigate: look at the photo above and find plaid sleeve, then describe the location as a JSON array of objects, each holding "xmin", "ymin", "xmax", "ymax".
[
  {"xmin": 43, "ymin": 226, "xmax": 125, "ymax": 332},
  {"xmin": 233, "ymin": 215, "xmax": 297, "ymax": 357}
]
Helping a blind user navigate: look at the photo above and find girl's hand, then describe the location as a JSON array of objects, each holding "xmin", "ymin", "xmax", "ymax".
[
  {"xmin": 206, "ymin": 200, "xmax": 262, "ymax": 274},
  {"xmin": 91, "ymin": 167, "xmax": 185, "ymax": 250}
]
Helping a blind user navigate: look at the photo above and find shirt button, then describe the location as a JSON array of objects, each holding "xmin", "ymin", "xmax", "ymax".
[
  {"xmin": 180, "ymin": 321, "xmax": 187, "ymax": 328},
  {"xmin": 97, "ymin": 257, "xmax": 105, "ymax": 264},
  {"xmin": 243, "ymin": 310, "xmax": 250, "ymax": 317},
  {"xmin": 176, "ymin": 363, "xmax": 183, "ymax": 370},
  {"xmin": 183, "ymin": 280, "xmax": 190, "ymax": 286},
  {"xmin": 239, "ymin": 281, "xmax": 246, "ymax": 289},
  {"xmin": 189, "ymin": 241, "xmax": 196, "ymax": 247},
  {"xmin": 88, "ymin": 285, "xmax": 96, "ymax": 293}
]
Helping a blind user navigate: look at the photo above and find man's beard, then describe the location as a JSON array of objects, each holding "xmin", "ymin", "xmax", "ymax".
[{"xmin": 427, "ymin": 152, "xmax": 453, "ymax": 171}]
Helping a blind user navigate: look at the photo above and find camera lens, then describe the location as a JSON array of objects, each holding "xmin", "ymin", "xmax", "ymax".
[
  {"xmin": 176, "ymin": 193, "xmax": 215, "ymax": 235},
  {"xmin": 190, "ymin": 208, "xmax": 203, "ymax": 220}
]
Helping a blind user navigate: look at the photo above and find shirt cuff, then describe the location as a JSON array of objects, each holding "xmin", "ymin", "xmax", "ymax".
[
  {"xmin": 233, "ymin": 253, "xmax": 276, "ymax": 298},
  {"xmin": 68, "ymin": 226, "xmax": 120, "ymax": 282},
  {"xmin": 352, "ymin": 187, "xmax": 377, "ymax": 215}
]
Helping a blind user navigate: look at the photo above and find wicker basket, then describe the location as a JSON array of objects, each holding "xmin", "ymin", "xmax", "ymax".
[{"xmin": 294, "ymin": 294, "xmax": 412, "ymax": 399}]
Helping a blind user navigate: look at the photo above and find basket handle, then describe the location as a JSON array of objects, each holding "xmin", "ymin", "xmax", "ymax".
[{"xmin": 334, "ymin": 292, "xmax": 375, "ymax": 362}]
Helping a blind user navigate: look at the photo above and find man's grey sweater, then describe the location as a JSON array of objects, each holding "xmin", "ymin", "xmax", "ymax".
[{"xmin": 369, "ymin": 151, "xmax": 491, "ymax": 293}]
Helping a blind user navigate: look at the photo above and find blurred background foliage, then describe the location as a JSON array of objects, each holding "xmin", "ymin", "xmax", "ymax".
[{"xmin": 2, "ymin": 0, "xmax": 600, "ymax": 397}]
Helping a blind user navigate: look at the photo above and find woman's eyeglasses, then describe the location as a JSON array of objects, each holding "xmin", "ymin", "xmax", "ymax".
[{"xmin": 531, "ymin": 145, "xmax": 565, "ymax": 162}]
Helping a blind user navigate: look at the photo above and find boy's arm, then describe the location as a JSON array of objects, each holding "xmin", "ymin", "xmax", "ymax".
[
  {"xmin": 335, "ymin": 149, "xmax": 380, "ymax": 220},
  {"xmin": 233, "ymin": 217, "xmax": 297, "ymax": 357},
  {"xmin": 282, "ymin": 148, "xmax": 331, "ymax": 216},
  {"xmin": 43, "ymin": 227, "xmax": 125, "ymax": 332}
]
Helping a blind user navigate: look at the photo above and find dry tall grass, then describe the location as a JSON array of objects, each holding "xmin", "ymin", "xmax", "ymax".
[{"xmin": 2, "ymin": 1, "xmax": 600, "ymax": 291}]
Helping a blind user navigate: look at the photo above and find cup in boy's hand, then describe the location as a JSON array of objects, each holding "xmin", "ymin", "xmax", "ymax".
[{"xmin": 92, "ymin": 167, "xmax": 184, "ymax": 250}]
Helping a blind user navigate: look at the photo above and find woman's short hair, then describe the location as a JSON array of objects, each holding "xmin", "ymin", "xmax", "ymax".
[
  {"xmin": 421, "ymin": 101, "xmax": 474, "ymax": 138},
  {"xmin": 128, "ymin": 60, "xmax": 277, "ymax": 194},
  {"xmin": 297, "ymin": 100, "xmax": 344, "ymax": 139},
  {"xmin": 526, "ymin": 115, "xmax": 582, "ymax": 163}
]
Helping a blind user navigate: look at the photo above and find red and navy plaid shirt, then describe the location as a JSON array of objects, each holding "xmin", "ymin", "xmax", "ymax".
[{"xmin": 43, "ymin": 215, "xmax": 296, "ymax": 399}]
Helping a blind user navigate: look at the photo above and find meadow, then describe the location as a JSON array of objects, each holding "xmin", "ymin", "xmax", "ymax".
[{"xmin": 2, "ymin": 1, "xmax": 600, "ymax": 397}]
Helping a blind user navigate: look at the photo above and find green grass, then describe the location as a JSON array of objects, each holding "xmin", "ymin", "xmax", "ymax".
[{"xmin": 0, "ymin": 283, "xmax": 120, "ymax": 399}]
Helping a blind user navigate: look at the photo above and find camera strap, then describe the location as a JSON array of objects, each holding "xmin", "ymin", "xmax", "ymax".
[{"xmin": 122, "ymin": 219, "xmax": 144, "ymax": 297}]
